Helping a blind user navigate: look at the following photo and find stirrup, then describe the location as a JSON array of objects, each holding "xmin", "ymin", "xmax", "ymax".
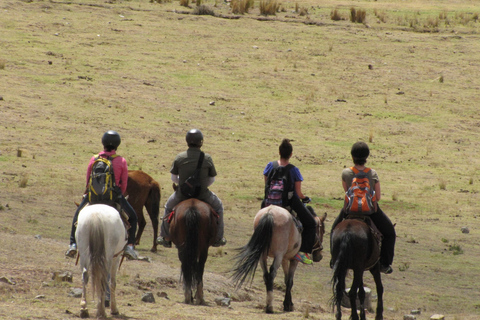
[{"xmin": 156, "ymin": 237, "xmax": 172, "ymax": 248}]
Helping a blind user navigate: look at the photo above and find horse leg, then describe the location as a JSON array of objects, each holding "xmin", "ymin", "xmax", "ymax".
[
  {"xmin": 194, "ymin": 251, "xmax": 207, "ymax": 305},
  {"xmin": 80, "ymin": 267, "xmax": 89, "ymax": 319},
  {"xmin": 145, "ymin": 194, "xmax": 160, "ymax": 253},
  {"xmin": 110, "ymin": 257, "xmax": 120, "ymax": 315},
  {"xmin": 135, "ymin": 209, "xmax": 146, "ymax": 247},
  {"xmin": 358, "ymin": 282, "xmax": 366, "ymax": 320},
  {"xmin": 349, "ymin": 269, "xmax": 364, "ymax": 320},
  {"xmin": 282, "ymin": 259, "xmax": 299, "ymax": 312},
  {"xmin": 259, "ymin": 256, "xmax": 273, "ymax": 313},
  {"xmin": 370, "ymin": 266, "xmax": 384, "ymax": 320}
]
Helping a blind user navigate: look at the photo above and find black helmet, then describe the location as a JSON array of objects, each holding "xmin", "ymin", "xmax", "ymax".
[
  {"xmin": 102, "ymin": 130, "xmax": 121, "ymax": 150},
  {"xmin": 186, "ymin": 129, "xmax": 203, "ymax": 148},
  {"xmin": 351, "ymin": 141, "xmax": 370, "ymax": 160}
]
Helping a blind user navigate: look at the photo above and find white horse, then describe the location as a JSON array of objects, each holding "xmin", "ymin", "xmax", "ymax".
[{"xmin": 76, "ymin": 204, "xmax": 127, "ymax": 318}]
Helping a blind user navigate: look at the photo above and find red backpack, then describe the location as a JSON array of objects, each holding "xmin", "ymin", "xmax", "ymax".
[{"xmin": 344, "ymin": 167, "xmax": 377, "ymax": 215}]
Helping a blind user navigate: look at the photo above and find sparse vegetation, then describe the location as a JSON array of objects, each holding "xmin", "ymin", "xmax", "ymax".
[
  {"xmin": 2, "ymin": 0, "xmax": 480, "ymax": 319},
  {"xmin": 350, "ymin": 7, "xmax": 366, "ymax": 23},
  {"xmin": 231, "ymin": 0, "xmax": 253, "ymax": 14}
]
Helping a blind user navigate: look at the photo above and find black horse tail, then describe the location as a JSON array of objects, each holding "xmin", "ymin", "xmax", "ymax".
[
  {"xmin": 182, "ymin": 207, "xmax": 200, "ymax": 291},
  {"xmin": 331, "ymin": 231, "xmax": 354, "ymax": 310},
  {"xmin": 231, "ymin": 212, "xmax": 274, "ymax": 288},
  {"xmin": 89, "ymin": 215, "xmax": 108, "ymax": 302},
  {"xmin": 147, "ymin": 182, "xmax": 161, "ymax": 228}
]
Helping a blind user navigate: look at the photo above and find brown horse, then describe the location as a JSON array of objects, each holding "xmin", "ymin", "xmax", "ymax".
[
  {"xmin": 232, "ymin": 205, "xmax": 326, "ymax": 313},
  {"xmin": 126, "ymin": 170, "xmax": 161, "ymax": 252},
  {"xmin": 330, "ymin": 217, "xmax": 383, "ymax": 320},
  {"xmin": 169, "ymin": 198, "xmax": 219, "ymax": 305}
]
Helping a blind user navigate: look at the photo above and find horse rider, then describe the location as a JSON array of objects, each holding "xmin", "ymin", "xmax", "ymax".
[
  {"xmin": 157, "ymin": 129, "xmax": 226, "ymax": 248},
  {"xmin": 330, "ymin": 141, "xmax": 396, "ymax": 274},
  {"xmin": 65, "ymin": 130, "xmax": 139, "ymax": 260},
  {"xmin": 262, "ymin": 138, "xmax": 318, "ymax": 265}
]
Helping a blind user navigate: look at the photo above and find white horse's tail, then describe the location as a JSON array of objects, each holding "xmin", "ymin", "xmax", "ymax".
[{"xmin": 88, "ymin": 217, "xmax": 108, "ymax": 302}]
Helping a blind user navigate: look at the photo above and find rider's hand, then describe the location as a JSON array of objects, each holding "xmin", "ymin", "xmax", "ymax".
[{"xmin": 302, "ymin": 196, "xmax": 311, "ymax": 204}]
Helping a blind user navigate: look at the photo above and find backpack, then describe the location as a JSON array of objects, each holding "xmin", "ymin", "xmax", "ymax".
[
  {"xmin": 88, "ymin": 154, "xmax": 120, "ymax": 204},
  {"xmin": 264, "ymin": 162, "xmax": 294, "ymax": 208},
  {"xmin": 344, "ymin": 167, "xmax": 377, "ymax": 215},
  {"xmin": 179, "ymin": 152, "xmax": 204, "ymax": 199}
]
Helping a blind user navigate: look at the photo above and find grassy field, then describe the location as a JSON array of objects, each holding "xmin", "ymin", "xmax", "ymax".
[{"xmin": 1, "ymin": 0, "xmax": 480, "ymax": 319}]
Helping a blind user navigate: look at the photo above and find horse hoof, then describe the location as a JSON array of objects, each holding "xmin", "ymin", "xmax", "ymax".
[
  {"xmin": 80, "ymin": 309, "xmax": 89, "ymax": 318},
  {"xmin": 150, "ymin": 246, "xmax": 157, "ymax": 253},
  {"xmin": 265, "ymin": 306, "xmax": 274, "ymax": 314},
  {"xmin": 284, "ymin": 305, "xmax": 295, "ymax": 312}
]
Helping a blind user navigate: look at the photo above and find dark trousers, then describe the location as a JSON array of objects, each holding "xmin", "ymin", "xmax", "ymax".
[
  {"xmin": 69, "ymin": 195, "xmax": 138, "ymax": 246},
  {"xmin": 331, "ymin": 205, "xmax": 395, "ymax": 266},
  {"xmin": 290, "ymin": 196, "xmax": 317, "ymax": 253}
]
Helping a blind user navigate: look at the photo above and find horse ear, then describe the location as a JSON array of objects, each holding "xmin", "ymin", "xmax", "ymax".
[{"xmin": 322, "ymin": 212, "xmax": 327, "ymax": 221}]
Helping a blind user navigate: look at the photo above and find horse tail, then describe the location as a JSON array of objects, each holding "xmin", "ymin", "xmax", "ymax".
[
  {"xmin": 182, "ymin": 207, "xmax": 200, "ymax": 291},
  {"xmin": 231, "ymin": 212, "xmax": 274, "ymax": 288},
  {"xmin": 147, "ymin": 181, "xmax": 161, "ymax": 226},
  {"xmin": 331, "ymin": 231, "xmax": 353, "ymax": 310},
  {"xmin": 88, "ymin": 216, "xmax": 108, "ymax": 302}
]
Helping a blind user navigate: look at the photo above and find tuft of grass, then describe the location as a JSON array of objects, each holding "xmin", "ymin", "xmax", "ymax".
[
  {"xmin": 259, "ymin": 0, "xmax": 279, "ymax": 16},
  {"xmin": 19, "ymin": 174, "xmax": 29, "ymax": 188},
  {"xmin": 179, "ymin": 0, "xmax": 189, "ymax": 7},
  {"xmin": 392, "ymin": 191, "xmax": 398, "ymax": 201},
  {"xmin": 398, "ymin": 262, "xmax": 410, "ymax": 271},
  {"xmin": 439, "ymin": 179, "xmax": 447, "ymax": 190},
  {"xmin": 448, "ymin": 242, "xmax": 464, "ymax": 255},
  {"xmin": 0, "ymin": 59, "xmax": 6, "ymax": 70},
  {"xmin": 231, "ymin": 0, "xmax": 253, "ymax": 14},
  {"xmin": 350, "ymin": 7, "xmax": 366, "ymax": 23},
  {"xmin": 330, "ymin": 8, "xmax": 343, "ymax": 21},
  {"xmin": 193, "ymin": 4, "xmax": 215, "ymax": 15}
]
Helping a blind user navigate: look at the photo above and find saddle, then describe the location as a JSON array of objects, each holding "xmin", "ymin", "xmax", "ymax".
[
  {"xmin": 345, "ymin": 214, "xmax": 382, "ymax": 270},
  {"xmin": 77, "ymin": 200, "xmax": 130, "ymax": 231}
]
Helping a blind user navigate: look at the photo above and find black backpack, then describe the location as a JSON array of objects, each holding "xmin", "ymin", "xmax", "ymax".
[
  {"xmin": 88, "ymin": 154, "xmax": 120, "ymax": 204},
  {"xmin": 264, "ymin": 162, "xmax": 294, "ymax": 207},
  {"xmin": 179, "ymin": 152, "xmax": 204, "ymax": 198}
]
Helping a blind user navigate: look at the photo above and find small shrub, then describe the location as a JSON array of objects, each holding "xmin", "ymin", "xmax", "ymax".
[
  {"xmin": 179, "ymin": 0, "xmax": 189, "ymax": 7},
  {"xmin": 19, "ymin": 174, "xmax": 29, "ymax": 188},
  {"xmin": 194, "ymin": 5, "xmax": 215, "ymax": 15},
  {"xmin": 448, "ymin": 242, "xmax": 464, "ymax": 255},
  {"xmin": 469, "ymin": 177, "xmax": 473, "ymax": 185},
  {"xmin": 350, "ymin": 7, "xmax": 366, "ymax": 23},
  {"xmin": 231, "ymin": 0, "xmax": 253, "ymax": 14},
  {"xmin": 439, "ymin": 179, "xmax": 446, "ymax": 190},
  {"xmin": 331, "ymin": 9, "xmax": 343, "ymax": 21},
  {"xmin": 259, "ymin": 0, "xmax": 279, "ymax": 16},
  {"xmin": 398, "ymin": 262, "xmax": 410, "ymax": 271},
  {"xmin": 298, "ymin": 7, "xmax": 308, "ymax": 16},
  {"xmin": 439, "ymin": 75, "xmax": 444, "ymax": 83},
  {"xmin": 0, "ymin": 59, "xmax": 6, "ymax": 70},
  {"xmin": 391, "ymin": 191, "xmax": 398, "ymax": 201}
]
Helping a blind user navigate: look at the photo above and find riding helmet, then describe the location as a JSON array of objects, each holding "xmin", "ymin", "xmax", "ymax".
[
  {"xmin": 186, "ymin": 129, "xmax": 203, "ymax": 148},
  {"xmin": 351, "ymin": 141, "xmax": 370, "ymax": 160},
  {"xmin": 102, "ymin": 130, "xmax": 121, "ymax": 150}
]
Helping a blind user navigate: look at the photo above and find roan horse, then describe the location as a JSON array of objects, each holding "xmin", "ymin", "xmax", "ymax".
[
  {"xmin": 330, "ymin": 217, "xmax": 383, "ymax": 320},
  {"xmin": 232, "ymin": 205, "xmax": 326, "ymax": 313},
  {"xmin": 75, "ymin": 204, "xmax": 127, "ymax": 319},
  {"xmin": 168, "ymin": 198, "xmax": 220, "ymax": 305},
  {"xmin": 126, "ymin": 170, "xmax": 161, "ymax": 252}
]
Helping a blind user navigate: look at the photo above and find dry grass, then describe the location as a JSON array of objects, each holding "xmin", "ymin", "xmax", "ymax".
[
  {"xmin": 259, "ymin": 0, "xmax": 279, "ymax": 16},
  {"xmin": 1, "ymin": 0, "xmax": 480, "ymax": 319}
]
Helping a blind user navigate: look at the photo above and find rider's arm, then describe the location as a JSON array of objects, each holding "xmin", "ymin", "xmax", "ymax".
[
  {"xmin": 374, "ymin": 181, "xmax": 381, "ymax": 201},
  {"xmin": 295, "ymin": 181, "xmax": 306, "ymax": 199},
  {"xmin": 171, "ymin": 174, "xmax": 179, "ymax": 184},
  {"xmin": 207, "ymin": 176, "xmax": 215, "ymax": 187}
]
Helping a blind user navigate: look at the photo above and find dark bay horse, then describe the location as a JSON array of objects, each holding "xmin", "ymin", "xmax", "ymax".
[
  {"xmin": 126, "ymin": 170, "xmax": 161, "ymax": 252},
  {"xmin": 169, "ymin": 198, "xmax": 219, "ymax": 305},
  {"xmin": 331, "ymin": 217, "xmax": 383, "ymax": 320},
  {"xmin": 232, "ymin": 205, "xmax": 326, "ymax": 313}
]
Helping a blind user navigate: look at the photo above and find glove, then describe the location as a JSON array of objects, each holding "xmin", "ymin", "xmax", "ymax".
[{"xmin": 302, "ymin": 197, "xmax": 311, "ymax": 204}]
